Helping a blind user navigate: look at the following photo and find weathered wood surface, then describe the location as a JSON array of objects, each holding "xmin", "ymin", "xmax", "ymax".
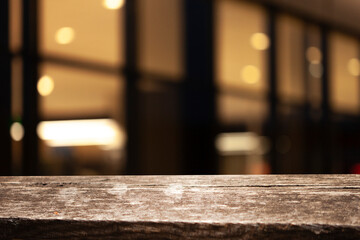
[{"xmin": 0, "ymin": 175, "xmax": 359, "ymax": 239}]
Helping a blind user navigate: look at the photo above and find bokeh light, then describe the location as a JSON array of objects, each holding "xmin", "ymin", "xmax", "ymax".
[
  {"xmin": 306, "ymin": 46, "xmax": 322, "ymax": 64},
  {"xmin": 55, "ymin": 27, "xmax": 75, "ymax": 45},
  {"xmin": 37, "ymin": 119, "xmax": 124, "ymax": 148},
  {"xmin": 309, "ymin": 63, "xmax": 323, "ymax": 78},
  {"xmin": 103, "ymin": 0, "xmax": 125, "ymax": 10},
  {"xmin": 241, "ymin": 65, "xmax": 261, "ymax": 84},
  {"xmin": 10, "ymin": 122, "xmax": 24, "ymax": 141},
  {"xmin": 347, "ymin": 58, "xmax": 360, "ymax": 77},
  {"xmin": 37, "ymin": 75, "xmax": 55, "ymax": 96},
  {"xmin": 250, "ymin": 33, "xmax": 270, "ymax": 50}
]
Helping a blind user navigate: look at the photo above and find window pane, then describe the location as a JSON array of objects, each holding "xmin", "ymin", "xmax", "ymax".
[
  {"xmin": 137, "ymin": 79, "xmax": 182, "ymax": 174},
  {"xmin": 40, "ymin": 0, "xmax": 124, "ymax": 66},
  {"xmin": 277, "ymin": 14, "xmax": 305, "ymax": 104},
  {"xmin": 9, "ymin": 0, "xmax": 22, "ymax": 53},
  {"xmin": 39, "ymin": 63, "xmax": 123, "ymax": 119},
  {"xmin": 306, "ymin": 25, "xmax": 322, "ymax": 111},
  {"xmin": 216, "ymin": 0, "xmax": 268, "ymax": 95},
  {"xmin": 215, "ymin": 0, "xmax": 269, "ymax": 174},
  {"xmin": 217, "ymin": 94, "xmax": 267, "ymax": 130},
  {"xmin": 137, "ymin": 0, "xmax": 183, "ymax": 79},
  {"xmin": 330, "ymin": 32, "xmax": 360, "ymax": 114},
  {"xmin": 11, "ymin": 57, "xmax": 23, "ymax": 175},
  {"xmin": 38, "ymin": 63, "xmax": 125, "ymax": 175}
]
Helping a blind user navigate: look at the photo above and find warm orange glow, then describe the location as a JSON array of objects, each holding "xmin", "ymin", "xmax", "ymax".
[
  {"xmin": 103, "ymin": 0, "xmax": 125, "ymax": 10},
  {"xmin": 241, "ymin": 65, "xmax": 260, "ymax": 84},
  {"xmin": 347, "ymin": 58, "xmax": 360, "ymax": 77},
  {"xmin": 215, "ymin": 132, "xmax": 269, "ymax": 155},
  {"xmin": 37, "ymin": 119, "xmax": 125, "ymax": 148},
  {"xmin": 37, "ymin": 75, "xmax": 55, "ymax": 96},
  {"xmin": 250, "ymin": 33, "xmax": 269, "ymax": 50},
  {"xmin": 306, "ymin": 47, "xmax": 322, "ymax": 64},
  {"xmin": 55, "ymin": 27, "xmax": 75, "ymax": 45}
]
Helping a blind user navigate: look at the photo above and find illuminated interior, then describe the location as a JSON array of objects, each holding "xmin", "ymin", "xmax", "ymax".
[{"xmin": 4, "ymin": 0, "xmax": 360, "ymax": 175}]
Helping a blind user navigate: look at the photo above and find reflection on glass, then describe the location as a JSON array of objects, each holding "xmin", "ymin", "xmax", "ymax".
[{"xmin": 347, "ymin": 58, "xmax": 360, "ymax": 77}]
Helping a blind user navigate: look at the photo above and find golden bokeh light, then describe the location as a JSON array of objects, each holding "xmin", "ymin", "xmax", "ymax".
[
  {"xmin": 37, "ymin": 119, "xmax": 124, "ymax": 148},
  {"xmin": 10, "ymin": 122, "xmax": 24, "ymax": 141},
  {"xmin": 241, "ymin": 65, "xmax": 261, "ymax": 84},
  {"xmin": 103, "ymin": 0, "xmax": 125, "ymax": 10},
  {"xmin": 55, "ymin": 27, "xmax": 75, "ymax": 45},
  {"xmin": 306, "ymin": 47, "xmax": 322, "ymax": 64},
  {"xmin": 37, "ymin": 75, "xmax": 55, "ymax": 96},
  {"xmin": 250, "ymin": 33, "xmax": 270, "ymax": 50},
  {"xmin": 347, "ymin": 58, "xmax": 360, "ymax": 77}
]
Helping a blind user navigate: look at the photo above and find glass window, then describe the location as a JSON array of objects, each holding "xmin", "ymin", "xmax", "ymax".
[
  {"xmin": 330, "ymin": 32, "xmax": 360, "ymax": 115},
  {"xmin": 38, "ymin": 63, "xmax": 125, "ymax": 175},
  {"xmin": 216, "ymin": 0, "xmax": 268, "ymax": 95},
  {"xmin": 39, "ymin": 0, "xmax": 124, "ymax": 66},
  {"xmin": 137, "ymin": 79, "xmax": 182, "ymax": 174},
  {"xmin": 217, "ymin": 94, "xmax": 267, "ymax": 131},
  {"xmin": 215, "ymin": 0, "xmax": 269, "ymax": 174},
  {"xmin": 305, "ymin": 25, "xmax": 322, "ymax": 111},
  {"xmin": 277, "ymin": 14, "xmax": 305, "ymax": 105},
  {"xmin": 10, "ymin": 57, "xmax": 23, "ymax": 175},
  {"xmin": 137, "ymin": 0, "xmax": 183, "ymax": 79},
  {"xmin": 39, "ymin": 63, "xmax": 123, "ymax": 119},
  {"xmin": 9, "ymin": 0, "xmax": 22, "ymax": 53}
]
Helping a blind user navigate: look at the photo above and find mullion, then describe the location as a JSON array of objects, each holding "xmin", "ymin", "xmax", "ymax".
[
  {"xmin": 22, "ymin": 0, "xmax": 39, "ymax": 175},
  {"xmin": 0, "ymin": 0, "xmax": 12, "ymax": 175}
]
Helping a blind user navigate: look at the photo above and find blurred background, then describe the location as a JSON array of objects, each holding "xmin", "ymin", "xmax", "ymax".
[{"xmin": 1, "ymin": 0, "xmax": 360, "ymax": 175}]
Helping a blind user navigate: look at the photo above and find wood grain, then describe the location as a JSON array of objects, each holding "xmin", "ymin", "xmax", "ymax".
[{"xmin": 0, "ymin": 175, "xmax": 359, "ymax": 239}]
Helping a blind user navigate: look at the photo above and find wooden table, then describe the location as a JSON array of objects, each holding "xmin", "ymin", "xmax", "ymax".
[{"xmin": 0, "ymin": 175, "xmax": 359, "ymax": 239}]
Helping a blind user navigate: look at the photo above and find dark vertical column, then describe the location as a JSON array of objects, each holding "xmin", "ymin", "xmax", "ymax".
[
  {"xmin": 303, "ymin": 24, "xmax": 312, "ymax": 173},
  {"xmin": 182, "ymin": 0, "xmax": 217, "ymax": 174},
  {"xmin": 0, "ymin": 0, "xmax": 12, "ymax": 175},
  {"xmin": 266, "ymin": 8, "xmax": 279, "ymax": 173},
  {"xmin": 320, "ymin": 26, "xmax": 331, "ymax": 173},
  {"xmin": 124, "ymin": 0, "xmax": 140, "ymax": 174},
  {"xmin": 22, "ymin": 0, "xmax": 39, "ymax": 175}
]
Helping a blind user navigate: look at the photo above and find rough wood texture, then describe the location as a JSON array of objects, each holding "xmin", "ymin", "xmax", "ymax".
[{"xmin": 0, "ymin": 175, "xmax": 359, "ymax": 239}]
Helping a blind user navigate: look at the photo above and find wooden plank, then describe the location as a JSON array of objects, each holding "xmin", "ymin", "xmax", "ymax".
[{"xmin": 0, "ymin": 175, "xmax": 359, "ymax": 239}]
